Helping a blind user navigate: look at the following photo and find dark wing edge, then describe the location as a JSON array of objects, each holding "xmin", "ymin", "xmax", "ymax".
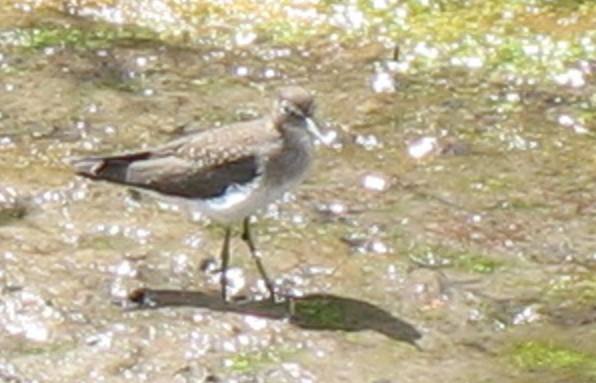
[
  {"xmin": 142, "ymin": 155, "xmax": 261, "ymax": 199},
  {"xmin": 69, "ymin": 151, "xmax": 152, "ymax": 183},
  {"xmin": 71, "ymin": 152, "xmax": 261, "ymax": 200}
]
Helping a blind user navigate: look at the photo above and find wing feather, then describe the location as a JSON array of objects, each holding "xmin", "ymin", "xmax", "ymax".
[{"xmin": 72, "ymin": 118, "xmax": 282, "ymax": 199}]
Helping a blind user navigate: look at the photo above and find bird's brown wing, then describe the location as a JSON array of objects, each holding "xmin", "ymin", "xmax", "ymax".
[
  {"xmin": 126, "ymin": 154, "xmax": 261, "ymax": 198},
  {"xmin": 71, "ymin": 119, "xmax": 282, "ymax": 199},
  {"xmin": 156, "ymin": 118, "xmax": 281, "ymax": 166}
]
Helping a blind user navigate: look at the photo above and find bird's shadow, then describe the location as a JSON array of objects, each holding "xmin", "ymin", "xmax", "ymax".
[{"xmin": 128, "ymin": 289, "xmax": 422, "ymax": 347}]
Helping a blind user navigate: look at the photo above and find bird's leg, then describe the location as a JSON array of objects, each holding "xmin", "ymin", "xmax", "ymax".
[
  {"xmin": 241, "ymin": 217, "xmax": 276, "ymax": 302},
  {"xmin": 220, "ymin": 227, "xmax": 232, "ymax": 302}
]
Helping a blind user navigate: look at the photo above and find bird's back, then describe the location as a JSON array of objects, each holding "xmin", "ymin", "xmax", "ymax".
[{"xmin": 71, "ymin": 118, "xmax": 282, "ymax": 199}]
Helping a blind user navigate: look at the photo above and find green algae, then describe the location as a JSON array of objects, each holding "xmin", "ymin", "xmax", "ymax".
[
  {"xmin": 227, "ymin": 346, "xmax": 296, "ymax": 374},
  {"xmin": 409, "ymin": 243, "xmax": 501, "ymax": 274},
  {"xmin": 0, "ymin": 23, "xmax": 158, "ymax": 51},
  {"xmin": 510, "ymin": 341, "xmax": 596, "ymax": 379},
  {"xmin": 544, "ymin": 273, "xmax": 596, "ymax": 308}
]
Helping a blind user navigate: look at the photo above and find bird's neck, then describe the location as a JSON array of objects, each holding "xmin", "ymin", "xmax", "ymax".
[
  {"xmin": 265, "ymin": 122, "xmax": 314, "ymax": 188},
  {"xmin": 280, "ymin": 121, "xmax": 312, "ymax": 147}
]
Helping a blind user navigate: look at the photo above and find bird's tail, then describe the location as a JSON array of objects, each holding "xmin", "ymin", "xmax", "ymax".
[{"xmin": 68, "ymin": 152, "xmax": 151, "ymax": 183}]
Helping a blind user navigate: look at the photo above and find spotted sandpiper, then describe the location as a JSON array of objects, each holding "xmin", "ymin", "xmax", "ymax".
[{"xmin": 71, "ymin": 86, "xmax": 328, "ymax": 302}]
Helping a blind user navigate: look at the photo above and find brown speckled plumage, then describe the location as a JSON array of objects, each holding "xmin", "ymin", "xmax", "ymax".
[{"xmin": 69, "ymin": 86, "xmax": 326, "ymax": 302}]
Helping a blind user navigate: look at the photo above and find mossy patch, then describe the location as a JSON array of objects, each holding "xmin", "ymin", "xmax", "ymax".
[
  {"xmin": 3, "ymin": 0, "xmax": 594, "ymax": 79},
  {"xmin": 544, "ymin": 273, "xmax": 596, "ymax": 308},
  {"xmin": 3, "ymin": 338, "xmax": 77, "ymax": 358},
  {"xmin": 452, "ymin": 251, "xmax": 500, "ymax": 274},
  {"xmin": 226, "ymin": 346, "xmax": 295, "ymax": 374},
  {"xmin": 227, "ymin": 351, "xmax": 273, "ymax": 373},
  {"xmin": 409, "ymin": 243, "xmax": 501, "ymax": 274},
  {"xmin": 509, "ymin": 341, "xmax": 596, "ymax": 379},
  {"xmin": 0, "ymin": 21, "xmax": 158, "ymax": 51}
]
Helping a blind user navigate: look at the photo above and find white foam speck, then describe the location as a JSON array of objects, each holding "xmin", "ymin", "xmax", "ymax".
[
  {"xmin": 408, "ymin": 136, "xmax": 438, "ymax": 159},
  {"xmin": 553, "ymin": 68, "xmax": 585, "ymax": 87},
  {"xmin": 558, "ymin": 114, "xmax": 574, "ymax": 126},
  {"xmin": 371, "ymin": 71, "xmax": 395, "ymax": 93},
  {"xmin": 362, "ymin": 174, "xmax": 388, "ymax": 191},
  {"xmin": 136, "ymin": 56, "xmax": 148, "ymax": 67},
  {"xmin": 244, "ymin": 315, "xmax": 268, "ymax": 331},
  {"xmin": 112, "ymin": 260, "xmax": 137, "ymax": 277},
  {"xmin": 235, "ymin": 30, "xmax": 257, "ymax": 46},
  {"xmin": 236, "ymin": 66, "xmax": 249, "ymax": 76}
]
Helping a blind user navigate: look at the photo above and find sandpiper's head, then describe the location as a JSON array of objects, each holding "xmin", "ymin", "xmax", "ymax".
[{"xmin": 273, "ymin": 86, "xmax": 328, "ymax": 145}]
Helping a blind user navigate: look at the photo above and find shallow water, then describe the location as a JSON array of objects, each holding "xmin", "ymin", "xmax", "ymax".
[{"xmin": 0, "ymin": 1, "xmax": 595, "ymax": 382}]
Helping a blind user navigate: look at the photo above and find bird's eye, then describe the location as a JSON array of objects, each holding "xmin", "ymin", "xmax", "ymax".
[{"xmin": 280, "ymin": 100, "xmax": 302, "ymax": 117}]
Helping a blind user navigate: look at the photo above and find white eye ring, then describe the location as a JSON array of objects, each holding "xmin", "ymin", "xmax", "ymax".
[
  {"xmin": 281, "ymin": 101, "xmax": 291, "ymax": 114},
  {"xmin": 279, "ymin": 99, "xmax": 302, "ymax": 117}
]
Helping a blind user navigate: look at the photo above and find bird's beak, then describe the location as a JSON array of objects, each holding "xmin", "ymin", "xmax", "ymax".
[{"xmin": 305, "ymin": 118, "xmax": 331, "ymax": 146}]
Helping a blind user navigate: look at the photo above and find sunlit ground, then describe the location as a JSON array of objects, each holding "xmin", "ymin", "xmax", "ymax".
[{"xmin": 0, "ymin": 0, "xmax": 595, "ymax": 382}]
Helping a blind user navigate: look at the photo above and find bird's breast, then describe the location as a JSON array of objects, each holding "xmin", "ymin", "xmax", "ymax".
[{"xmin": 263, "ymin": 132, "xmax": 314, "ymax": 191}]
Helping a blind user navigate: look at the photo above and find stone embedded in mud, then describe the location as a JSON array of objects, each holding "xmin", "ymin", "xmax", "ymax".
[
  {"xmin": 362, "ymin": 173, "xmax": 389, "ymax": 192},
  {"xmin": 370, "ymin": 71, "xmax": 396, "ymax": 93},
  {"xmin": 315, "ymin": 201, "xmax": 349, "ymax": 219},
  {"xmin": 407, "ymin": 136, "xmax": 438, "ymax": 159},
  {"xmin": 356, "ymin": 98, "xmax": 385, "ymax": 115},
  {"xmin": 553, "ymin": 68, "xmax": 586, "ymax": 88},
  {"xmin": 0, "ymin": 290, "xmax": 63, "ymax": 342},
  {"xmin": 355, "ymin": 133, "xmax": 382, "ymax": 150},
  {"xmin": 438, "ymin": 137, "xmax": 470, "ymax": 156},
  {"xmin": 401, "ymin": 269, "xmax": 448, "ymax": 309},
  {"xmin": 407, "ymin": 136, "xmax": 470, "ymax": 159},
  {"xmin": 0, "ymin": 187, "xmax": 26, "ymax": 225},
  {"xmin": 512, "ymin": 304, "xmax": 542, "ymax": 325}
]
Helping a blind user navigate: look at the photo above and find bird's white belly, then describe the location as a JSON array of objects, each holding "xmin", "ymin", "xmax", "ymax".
[{"xmin": 190, "ymin": 179, "xmax": 287, "ymax": 224}]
